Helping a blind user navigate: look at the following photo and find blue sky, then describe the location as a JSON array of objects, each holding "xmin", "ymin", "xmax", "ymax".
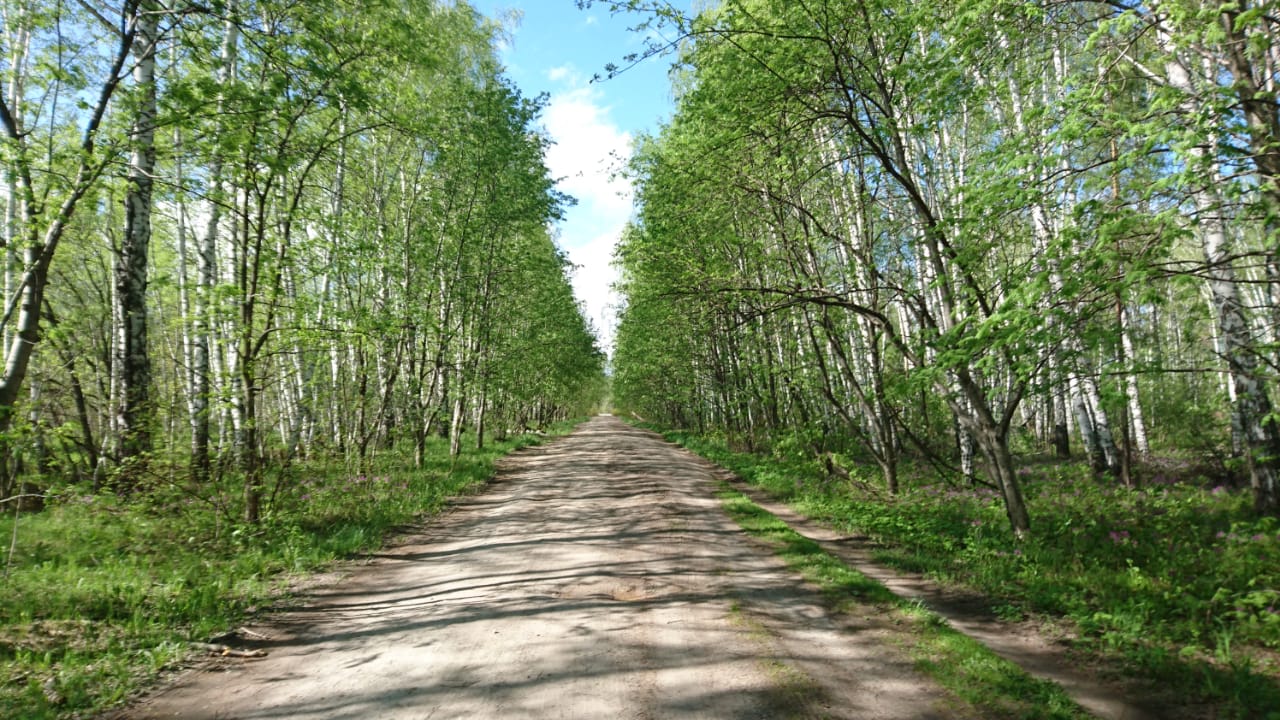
[{"xmin": 471, "ymin": 0, "xmax": 692, "ymax": 352}]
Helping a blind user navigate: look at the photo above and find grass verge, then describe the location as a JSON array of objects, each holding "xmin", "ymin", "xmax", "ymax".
[
  {"xmin": 718, "ymin": 486, "xmax": 1090, "ymax": 720},
  {"xmin": 0, "ymin": 423, "xmax": 577, "ymax": 719},
  {"xmin": 649, "ymin": 423, "xmax": 1280, "ymax": 720}
]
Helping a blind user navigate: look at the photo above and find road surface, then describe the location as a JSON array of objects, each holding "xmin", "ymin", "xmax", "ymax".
[{"xmin": 131, "ymin": 416, "xmax": 956, "ymax": 719}]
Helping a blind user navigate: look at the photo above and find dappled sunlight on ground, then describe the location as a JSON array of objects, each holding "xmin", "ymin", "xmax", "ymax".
[{"xmin": 128, "ymin": 417, "xmax": 948, "ymax": 719}]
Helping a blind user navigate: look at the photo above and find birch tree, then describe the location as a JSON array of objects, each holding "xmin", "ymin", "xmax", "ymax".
[
  {"xmin": 0, "ymin": 0, "xmax": 605, "ymax": 511},
  {"xmin": 114, "ymin": 0, "xmax": 160, "ymax": 483},
  {"xmin": 0, "ymin": 1, "xmax": 141, "ymax": 455}
]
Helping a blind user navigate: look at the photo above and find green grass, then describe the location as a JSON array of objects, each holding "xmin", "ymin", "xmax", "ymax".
[
  {"xmin": 717, "ymin": 486, "xmax": 1090, "ymax": 720},
  {"xmin": 655, "ymin": 425, "xmax": 1280, "ymax": 720},
  {"xmin": 0, "ymin": 424, "xmax": 577, "ymax": 719}
]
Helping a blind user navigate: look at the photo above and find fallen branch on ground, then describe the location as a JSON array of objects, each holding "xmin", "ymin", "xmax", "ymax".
[{"xmin": 188, "ymin": 642, "xmax": 268, "ymax": 658}]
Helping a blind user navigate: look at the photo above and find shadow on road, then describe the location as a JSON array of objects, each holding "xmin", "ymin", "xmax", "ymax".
[{"xmin": 127, "ymin": 416, "xmax": 946, "ymax": 720}]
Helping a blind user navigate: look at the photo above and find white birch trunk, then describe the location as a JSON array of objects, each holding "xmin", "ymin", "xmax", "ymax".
[
  {"xmin": 1003, "ymin": 29, "xmax": 1119, "ymax": 474},
  {"xmin": 1162, "ymin": 33, "xmax": 1280, "ymax": 512},
  {"xmin": 114, "ymin": 0, "xmax": 160, "ymax": 474},
  {"xmin": 191, "ymin": 2, "xmax": 239, "ymax": 483},
  {"xmin": 1119, "ymin": 305, "xmax": 1150, "ymax": 456}
]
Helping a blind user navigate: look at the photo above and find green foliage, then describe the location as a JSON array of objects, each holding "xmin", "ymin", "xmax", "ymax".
[
  {"xmin": 718, "ymin": 490, "xmax": 896, "ymax": 606},
  {"xmin": 0, "ymin": 0, "xmax": 598, "ymax": 712},
  {"xmin": 663, "ymin": 425, "xmax": 1280, "ymax": 718},
  {"xmin": 610, "ymin": 0, "xmax": 1280, "ymax": 708},
  {"xmin": 717, "ymin": 484, "xmax": 1091, "ymax": 719},
  {"xmin": 0, "ymin": 427, "xmax": 571, "ymax": 719},
  {"xmin": 1, "ymin": 0, "xmax": 605, "ymax": 495}
]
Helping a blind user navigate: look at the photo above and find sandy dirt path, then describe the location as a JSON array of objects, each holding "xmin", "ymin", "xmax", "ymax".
[{"xmin": 129, "ymin": 416, "xmax": 956, "ymax": 720}]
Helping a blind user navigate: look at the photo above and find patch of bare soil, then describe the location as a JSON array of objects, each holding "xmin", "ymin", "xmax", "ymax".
[{"xmin": 120, "ymin": 416, "xmax": 957, "ymax": 719}]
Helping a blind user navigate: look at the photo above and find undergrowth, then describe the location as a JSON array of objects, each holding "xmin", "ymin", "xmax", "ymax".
[
  {"xmin": 0, "ymin": 426, "xmax": 573, "ymax": 719},
  {"xmin": 658, "ymin": 425, "xmax": 1280, "ymax": 720},
  {"xmin": 718, "ymin": 487, "xmax": 1090, "ymax": 719}
]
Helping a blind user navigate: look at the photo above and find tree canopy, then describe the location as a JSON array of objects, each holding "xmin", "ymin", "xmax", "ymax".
[
  {"xmin": 0, "ymin": 0, "xmax": 605, "ymax": 514},
  {"xmin": 612, "ymin": 0, "xmax": 1280, "ymax": 533}
]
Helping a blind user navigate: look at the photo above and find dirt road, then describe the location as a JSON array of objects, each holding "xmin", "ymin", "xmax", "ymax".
[{"xmin": 132, "ymin": 416, "xmax": 955, "ymax": 719}]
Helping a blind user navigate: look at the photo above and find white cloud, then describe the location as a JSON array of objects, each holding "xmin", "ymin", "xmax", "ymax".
[
  {"xmin": 540, "ymin": 81, "xmax": 634, "ymax": 352},
  {"xmin": 564, "ymin": 233, "xmax": 621, "ymax": 348},
  {"xmin": 546, "ymin": 64, "xmax": 574, "ymax": 83}
]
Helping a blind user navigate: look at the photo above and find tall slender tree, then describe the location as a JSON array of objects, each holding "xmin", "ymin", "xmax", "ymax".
[{"xmin": 115, "ymin": 0, "xmax": 161, "ymax": 484}]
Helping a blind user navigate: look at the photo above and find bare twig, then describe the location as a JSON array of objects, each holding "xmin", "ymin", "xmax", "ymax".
[
  {"xmin": 0, "ymin": 492, "xmax": 46, "ymax": 505},
  {"xmin": 188, "ymin": 642, "xmax": 268, "ymax": 658}
]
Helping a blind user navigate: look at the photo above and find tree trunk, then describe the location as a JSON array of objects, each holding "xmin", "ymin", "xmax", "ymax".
[
  {"xmin": 1119, "ymin": 303, "xmax": 1150, "ymax": 456},
  {"xmin": 1160, "ymin": 33, "xmax": 1280, "ymax": 514},
  {"xmin": 240, "ymin": 362, "xmax": 261, "ymax": 524},
  {"xmin": 1198, "ymin": 184, "xmax": 1280, "ymax": 512},
  {"xmin": 449, "ymin": 391, "xmax": 465, "ymax": 458},
  {"xmin": 474, "ymin": 388, "xmax": 486, "ymax": 451},
  {"xmin": 44, "ymin": 303, "xmax": 99, "ymax": 481},
  {"xmin": 1069, "ymin": 374, "xmax": 1106, "ymax": 474},
  {"xmin": 114, "ymin": 0, "xmax": 159, "ymax": 485},
  {"xmin": 192, "ymin": 2, "xmax": 239, "ymax": 485},
  {"xmin": 1050, "ymin": 372, "xmax": 1070, "ymax": 459},
  {"xmin": 962, "ymin": 383, "xmax": 1031, "ymax": 538},
  {"xmin": 0, "ymin": 4, "xmax": 138, "ymax": 443},
  {"xmin": 1082, "ymin": 377, "xmax": 1120, "ymax": 475}
]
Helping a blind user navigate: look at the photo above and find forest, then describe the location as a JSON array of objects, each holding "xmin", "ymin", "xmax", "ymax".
[
  {"xmin": 5, "ymin": 0, "xmax": 1280, "ymax": 717},
  {"xmin": 0, "ymin": 1, "xmax": 603, "ymax": 716},
  {"xmin": 609, "ymin": 0, "xmax": 1280, "ymax": 713},
  {"xmin": 0, "ymin": 0, "xmax": 604, "ymax": 510}
]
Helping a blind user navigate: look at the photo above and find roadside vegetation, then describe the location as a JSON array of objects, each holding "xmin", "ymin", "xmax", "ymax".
[
  {"xmin": 717, "ymin": 485, "xmax": 1091, "ymax": 720},
  {"xmin": 609, "ymin": 2, "xmax": 1280, "ymax": 716},
  {"xmin": 656, "ymin": 425, "xmax": 1280, "ymax": 720},
  {"xmin": 0, "ymin": 426, "xmax": 575, "ymax": 720},
  {"xmin": 0, "ymin": 3, "xmax": 604, "ymax": 718}
]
